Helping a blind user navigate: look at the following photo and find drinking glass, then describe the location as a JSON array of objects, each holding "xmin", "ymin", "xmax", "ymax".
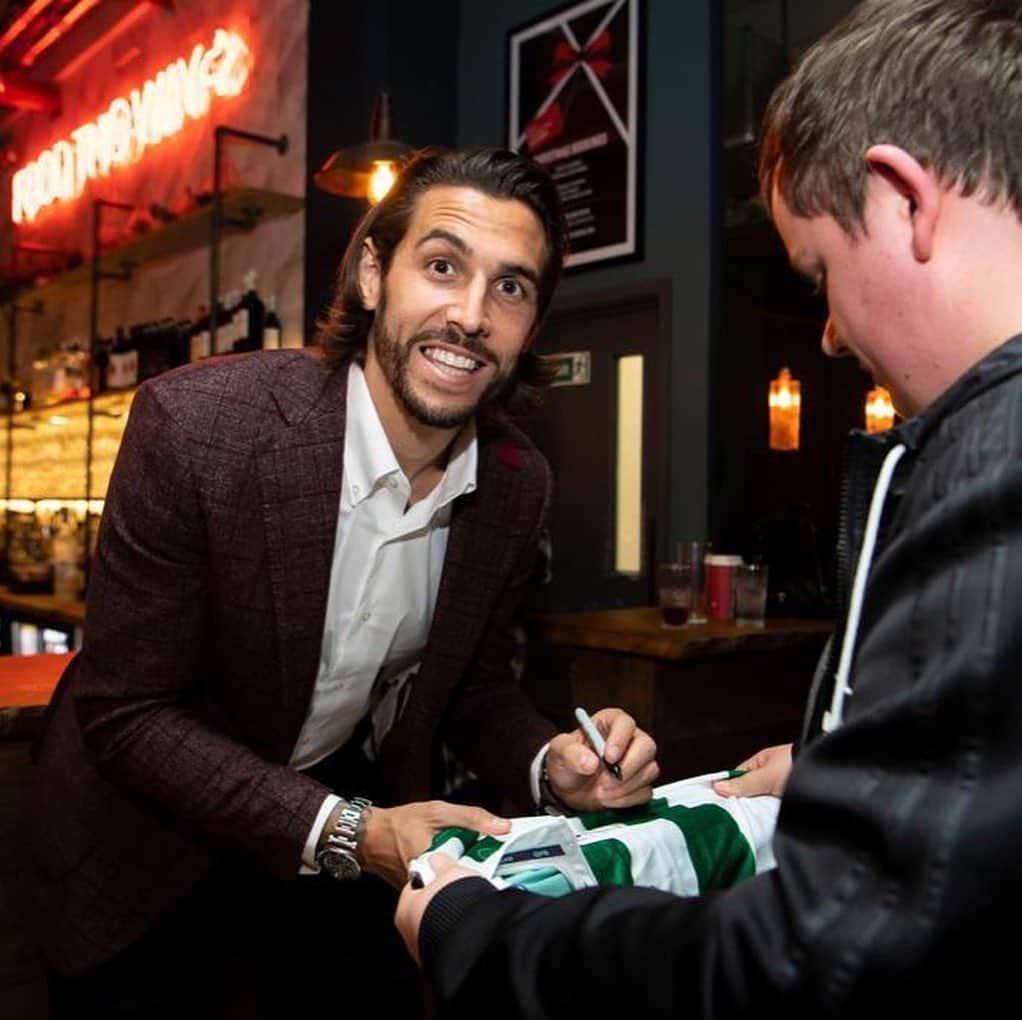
[
  {"xmin": 735, "ymin": 563, "xmax": 769, "ymax": 627},
  {"xmin": 677, "ymin": 541, "xmax": 711, "ymax": 623},
  {"xmin": 657, "ymin": 562, "xmax": 693, "ymax": 628}
]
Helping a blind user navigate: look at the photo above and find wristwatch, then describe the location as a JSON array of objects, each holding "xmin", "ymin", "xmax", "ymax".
[{"xmin": 316, "ymin": 796, "xmax": 372, "ymax": 881}]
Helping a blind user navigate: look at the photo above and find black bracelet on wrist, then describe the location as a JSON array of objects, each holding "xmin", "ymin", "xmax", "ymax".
[{"xmin": 539, "ymin": 752, "xmax": 571, "ymax": 812}]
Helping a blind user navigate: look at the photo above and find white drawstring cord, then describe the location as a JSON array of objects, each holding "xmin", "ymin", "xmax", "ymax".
[{"xmin": 822, "ymin": 444, "xmax": 908, "ymax": 733}]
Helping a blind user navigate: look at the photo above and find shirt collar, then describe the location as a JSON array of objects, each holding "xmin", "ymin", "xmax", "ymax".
[
  {"xmin": 344, "ymin": 361, "xmax": 478, "ymax": 510},
  {"xmin": 344, "ymin": 362, "xmax": 401, "ymax": 508}
]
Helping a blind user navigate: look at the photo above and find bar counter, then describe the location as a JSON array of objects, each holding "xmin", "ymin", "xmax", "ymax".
[
  {"xmin": 525, "ymin": 608, "xmax": 832, "ymax": 781},
  {"xmin": 0, "ymin": 584, "xmax": 87, "ymax": 632}
]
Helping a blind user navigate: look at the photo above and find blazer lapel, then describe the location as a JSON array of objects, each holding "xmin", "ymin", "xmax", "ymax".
[{"xmin": 256, "ymin": 355, "xmax": 349, "ymax": 760}]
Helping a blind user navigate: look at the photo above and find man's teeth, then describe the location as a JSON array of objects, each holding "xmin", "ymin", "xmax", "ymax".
[{"xmin": 424, "ymin": 347, "xmax": 480, "ymax": 372}]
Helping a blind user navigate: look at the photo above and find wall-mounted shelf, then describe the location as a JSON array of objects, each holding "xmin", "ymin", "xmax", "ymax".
[
  {"xmin": 2, "ymin": 388, "xmax": 136, "ymax": 502},
  {"xmin": 11, "ymin": 188, "xmax": 304, "ymax": 309}
]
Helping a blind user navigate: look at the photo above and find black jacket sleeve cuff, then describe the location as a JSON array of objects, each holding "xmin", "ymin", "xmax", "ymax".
[{"xmin": 419, "ymin": 877, "xmax": 496, "ymax": 973}]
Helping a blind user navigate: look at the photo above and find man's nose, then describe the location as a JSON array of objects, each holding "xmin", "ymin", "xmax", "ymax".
[
  {"xmin": 821, "ymin": 316, "xmax": 849, "ymax": 359},
  {"xmin": 446, "ymin": 278, "xmax": 490, "ymax": 338}
]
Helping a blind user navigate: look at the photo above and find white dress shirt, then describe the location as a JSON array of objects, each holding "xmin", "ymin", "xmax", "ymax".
[
  {"xmin": 293, "ymin": 363, "xmax": 476, "ymax": 867},
  {"xmin": 294, "ymin": 362, "xmax": 546, "ymax": 870}
]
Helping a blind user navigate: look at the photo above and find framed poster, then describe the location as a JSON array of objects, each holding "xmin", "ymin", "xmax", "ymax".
[{"xmin": 508, "ymin": 0, "xmax": 641, "ymax": 269}]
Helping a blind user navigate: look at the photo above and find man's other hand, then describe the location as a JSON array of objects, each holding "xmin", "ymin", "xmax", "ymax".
[
  {"xmin": 545, "ymin": 707, "xmax": 659, "ymax": 812},
  {"xmin": 713, "ymin": 743, "xmax": 793, "ymax": 798}
]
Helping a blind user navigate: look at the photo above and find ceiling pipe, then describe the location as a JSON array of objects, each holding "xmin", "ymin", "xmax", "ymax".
[
  {"xmin": 20, "ymin": 0, "xmax": 103, "ymax": 67},
  {"xmin": 0, "ymin": 68, "xmax": 59, "ymax": 112},
  {"xmin": 0, "ymin": 0, "xmax": 59, "ymax": 58}
]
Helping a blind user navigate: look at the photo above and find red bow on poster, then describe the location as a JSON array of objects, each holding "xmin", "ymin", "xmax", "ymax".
[
  {"xmin": 549, "ymin": 29, "xmax": 613, "ymax": 86},
  {"xmin": 524, "ymin": 102, "xmax": 564, "ymax": 153}
]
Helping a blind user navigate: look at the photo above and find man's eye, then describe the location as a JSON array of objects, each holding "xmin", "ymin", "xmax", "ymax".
[
  {"xmin": 496, "ymin": 278, "xmax": 525, "ymax": 300},
  {"xmin": 429, "ymin": 258, "xmax": 454, "ymax": 276}
]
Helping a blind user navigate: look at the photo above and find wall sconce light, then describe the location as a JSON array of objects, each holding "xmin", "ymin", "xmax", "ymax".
[
  {"xmin": 865, "ymin": 385, "xmax": 896, "ymax": 433},
  {"xmin": 768, "ymin": 366, "xmax": 801, "ymax": 451},
  {"xmin": 313, "ymin": 92, "xmax": 413, "ymax": 204}
]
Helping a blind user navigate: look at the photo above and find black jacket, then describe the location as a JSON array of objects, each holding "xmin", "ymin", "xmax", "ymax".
[{"xmin": 420, "ymin": 334, "xmax": 1022, "ymax": 1018}]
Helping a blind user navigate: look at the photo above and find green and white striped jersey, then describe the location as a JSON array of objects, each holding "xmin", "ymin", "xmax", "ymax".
[{"xmin": 412, "ymin": 771, "xmax": 779, "ymax": 898}]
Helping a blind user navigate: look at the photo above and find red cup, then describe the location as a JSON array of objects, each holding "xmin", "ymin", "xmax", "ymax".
[{"xmin": 706, "ymin": 555, "xmax": 743, "ymax": 620}]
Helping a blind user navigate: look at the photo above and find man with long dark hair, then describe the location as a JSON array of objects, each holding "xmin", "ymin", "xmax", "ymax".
[
  {"xmin": 397, "ymin": 4, "xmax": 1022, "ymax": 1014},
  {"xmin": 32, "ymin": 148, "xmax": 658, "ymax": 1018}
]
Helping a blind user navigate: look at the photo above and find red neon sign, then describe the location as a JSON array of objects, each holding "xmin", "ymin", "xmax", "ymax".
[{"xmin": 12, "ymin": 27, "xmax": 252, "ymax": 225}]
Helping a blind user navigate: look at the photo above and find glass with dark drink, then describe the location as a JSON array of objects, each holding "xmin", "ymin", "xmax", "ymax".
[{"xmin": 658, "ymin": 563, "xmax": 693, "ymax": 628}]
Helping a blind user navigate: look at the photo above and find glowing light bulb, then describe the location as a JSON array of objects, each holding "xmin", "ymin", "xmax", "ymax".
[
  {"xmin": 768, "ymin": 367, "xmax": 801, "ymax": 451},
  {"xmin": 865, "ymin": 385, "xmax": 895, "ymax": 432},
  {"xmin": 369, "ymin": 160, "xmax": 397, "ymax": 204}
]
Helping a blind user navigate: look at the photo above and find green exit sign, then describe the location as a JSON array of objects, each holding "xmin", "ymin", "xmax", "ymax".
[{"xmin": 549, "ymin": 351, "xmax": 590, "ymax": 387}]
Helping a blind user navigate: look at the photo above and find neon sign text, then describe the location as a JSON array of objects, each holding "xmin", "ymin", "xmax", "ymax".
[{"xmin": 12, "ymin": 28, "xmax": 252, "ymax": 224}]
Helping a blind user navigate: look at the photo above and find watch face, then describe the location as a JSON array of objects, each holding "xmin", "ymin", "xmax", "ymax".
[{"xmin": 320, "ymin": 848, "xmax": 361, "ymax": 881}]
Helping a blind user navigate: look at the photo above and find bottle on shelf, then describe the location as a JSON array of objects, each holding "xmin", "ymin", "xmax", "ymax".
[
  {"xmin": 171, "ymin": 319, "xmax": 192, "ymax": 369},
  {"xmin": 106, "ymin": 326, "xmax": 138, "ymax": 390},
  {"xmin": 133, "ymin": 323, "xmax": 154, "ymax": 382},
  {"xmin": 213, "ymin": 292, "xmax": 236, "ymax": 356},
  {"xmin": 234, "ymin": 270, "xmax": 265, "ymax": 353},
  {"xmin": 50, "ymin": 507, "xmax": 83, "ymax": 601},
  {"xmin": 30, "ymin": 347, "xmax": 54, "ymax": 406},
  {"xmin": 263, "ymin": 294, "xmax": 282, "ymax": 350},
  {"xmin": 63, "ymin": 340, "xmax": 90, "ymax": 400},
  {"xmin": 91, "ymin": 333, "xmax": 112, "ymax": 396},
  {"xmin": 190, "ymin": 305, "xmax": 211, "ymax": 362}
]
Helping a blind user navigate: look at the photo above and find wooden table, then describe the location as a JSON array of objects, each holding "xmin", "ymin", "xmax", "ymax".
[{"xmin": 524, "ymin": 608, "xmax": 832, "ymax": 781}]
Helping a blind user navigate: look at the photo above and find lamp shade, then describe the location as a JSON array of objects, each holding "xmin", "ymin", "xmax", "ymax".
[{"xmin": 313, "ymin": 92, "xmax": 413, "ymax": 201}]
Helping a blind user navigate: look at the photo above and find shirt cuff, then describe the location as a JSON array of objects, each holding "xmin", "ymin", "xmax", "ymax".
[
  {"xmin": 300, "ymin": 793, "xmax": 342, "ymax": 873},
  {"xmin": 529, "ymin": 742, "xmax": 550, "ymax": 809}
]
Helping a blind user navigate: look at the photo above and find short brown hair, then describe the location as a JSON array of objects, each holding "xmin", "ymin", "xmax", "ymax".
[
  {"xmin": 315, "ymin": 147, "xmax": 566, "ymax": 419},
  {"xmin": 760, "ymin": 0, "xmax": 1022, "ymax": 234}
]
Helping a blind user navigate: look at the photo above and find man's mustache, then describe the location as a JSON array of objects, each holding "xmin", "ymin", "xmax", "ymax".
[{"xmin": 410, "ymin": 327, "xmax": 498, "ymax": 367}]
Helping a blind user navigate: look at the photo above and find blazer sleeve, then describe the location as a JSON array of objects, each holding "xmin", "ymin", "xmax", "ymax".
[{"xmin": 71, "ymin": 382, "xmax": 327, "ymax": 875}]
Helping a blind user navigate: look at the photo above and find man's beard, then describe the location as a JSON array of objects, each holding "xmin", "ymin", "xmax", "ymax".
[{"xmin": 369, "ymin": 290, "xmax": 513, "ymax": 429}]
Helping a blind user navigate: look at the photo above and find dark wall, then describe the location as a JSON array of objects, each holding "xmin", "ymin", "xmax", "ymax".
[
  {"xmin": 456, "ymin": 0, "xmax": 720, "ymax": 551},
  {"xmin": 304, "ymin": 0, "xmax": 459, "ymax": 342}
]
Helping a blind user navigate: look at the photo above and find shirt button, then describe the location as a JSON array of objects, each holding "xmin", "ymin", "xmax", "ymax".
[
  {"xmin": 352, "ymin": 484, "xmax": 361, "ymax": 495},
  {"xmin": 361, "ymin": 611, "xmax": 371, "ymax": 622}
]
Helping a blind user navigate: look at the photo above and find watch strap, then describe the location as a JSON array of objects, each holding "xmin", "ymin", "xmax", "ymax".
[{"xmin": 316, "ymin": 795, "xmax": 372, "ymax": 878}]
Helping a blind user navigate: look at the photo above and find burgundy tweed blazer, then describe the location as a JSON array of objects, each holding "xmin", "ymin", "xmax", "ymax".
[{"xmin": 31, "ymin": 349, "xmax": 557, "ymax": 976}]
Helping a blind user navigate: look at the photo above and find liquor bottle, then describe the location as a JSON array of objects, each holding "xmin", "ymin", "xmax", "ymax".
[
  {"xmin": 170, "ymin": 319, "xmax": 191, "ymax": 368},
  {"xmin": 30, "ymin": 348, "xmax": 53, "ymax": 407},
  {"xmin": 234, "ymin": 270, "xmax": 265, "ymax": 353},
  {"xmin": 51, "ymin": 506, "xmax": 83, "ymax": 600},
  {"xmin": 63, "ymin": 340, "xmax": 90, "ymax": 399},
  {"xmin": 190, "ymin": 306, "xmax": 211, "ymax": 362},
  {"xmin": 263, "ymin": 294, "xmax": 282, "ymax": 350},
  {"xmin": 106, "ymin": 326, "xmax": 138, "ymax": 390},
  {"xmin": 131, "ymin": 324, "xmax": 152, "ymax": 382},
  {"xmin": 91, "ymin": 334, "xmax": 111, "ymax": 396},
  {"xmin": 49, "ymin": 344, "xmax": 69, "ymax": 401},
  {"xmin": 213, "ymin": 292, "xmax": 236, "ymax": 356}
]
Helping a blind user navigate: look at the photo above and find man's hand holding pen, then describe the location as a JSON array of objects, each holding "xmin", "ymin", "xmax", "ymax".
[{"xmin": 543, "ymin": 706, "xmax": 659, "ymax": 812}]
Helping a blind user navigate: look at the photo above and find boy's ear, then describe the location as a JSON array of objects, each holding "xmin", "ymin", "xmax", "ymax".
[
  {"xmin": 358, "ymin": 238, "xmax": 382, "ymax": 310},
  {"xmin": 865, "ymin": 144, "xmax": 942, "ymax": 262}
]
